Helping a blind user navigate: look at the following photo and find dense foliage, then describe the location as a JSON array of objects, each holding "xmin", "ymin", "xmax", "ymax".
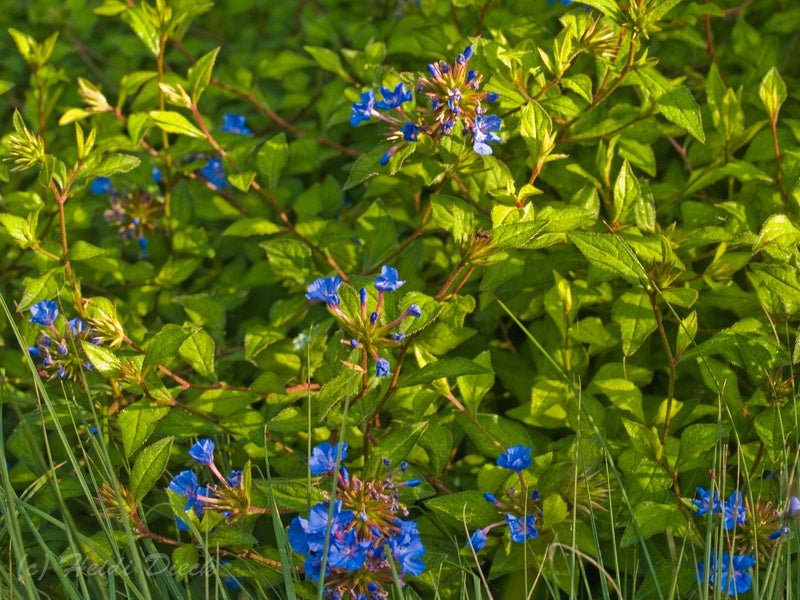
[{"xmin": 1, "ymin": 0, "xmax": 800, "ymax": 598}]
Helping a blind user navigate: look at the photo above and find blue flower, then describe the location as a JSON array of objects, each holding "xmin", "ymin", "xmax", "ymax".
[
  {"xmin": 90, "ymin": 177, "xmax": 112, "ymax": 195},
  {"xmin": 227, "ymin": 470, "xmax": 242, "ymax": 487},
  {"xmin": 305, "ymin": 276, "xmax": 343, "ymax": 307},
  {"xmin": 722, "ymin": 491, "xmax": 746, "ymax": 530},
  {"xmin": 376, "ymin": 84, "xmax": 412, "ymax": 110},
  {"xmin": 374, "ymin": 265, "xmax": 405, "ymax": 292},
  {"xmin": 390, "ymin": 519, "xmax": 426, "ymax": 576},
  {"xmin": 467, "ymin": 528, "xmax": 488, "ymax": 551},
  {"xmin": 151, "ymin": 166, "xmax": 163, "ymax": 184},
  {"xmin": 309, "ymin": 442, "xmax": 348, "ymax": 476},
  {"xmin": 328, "ymin": 528, "xmax": 368, "ymax": 571},
  {"xmin": 506, "ymin": 514, "xmax": 537, "ymax": 542},
  {"xmin": 692, "ymin": 487, "xmax": 721, "ymax": 517},
  {"xmin": 497, "ymin": 445, "xmax": 533, "ymax": 471},
  {"xmin": 289, "ymin": 500, "xmax": 354, "ymax": 556},
  {"xmin": 188, "ymin": 438, "xmax": 215, "ymax": 466},
  {"xmin": 67, "ymin": 317, "xmax": 87, "ymax": 337},
  {"xmin": 473, "ymin": 114, "xmax": 502, "ymax": 155},
  {"xmin": 380, "ymin": 150, "xmax": 393, "ymax": 166},
  {"xmin": 405, "ymin": 304, "xmax": 422, "ymax": 317},
  {"xmin": 350, "ymin": 90, "xmax": 375, "ymax": 126},
  {"xmin": 696, "ymin": 552, "xmax": 755, "ymax": 596},
  {"xmin": 402, "ymin": 122, "xmax": 419, "ymax": 141},
  {"xmin": 167, "ymin": 470, "xmax": 206, "ymax": 515},
  {"xmin": 376, "ymin": 358, "xmax": 391, "ymax": 378},
  {"xmin": 29, "ymin": 300, "xmax": 59, "ymax": 326},
  {"xmin": 221, "ymin": 114, "xmax": 253, "ymax": 135},
  {"xmin": 484, "ymin": 492, "xmax": 499, "ymax": 505},
  {"xmin": 789, "ymin": 496, "xmax": 800, "ymax": 516},
  {"xmin": 200, "ymin": 158, "xmax": 228, "ymax": 189},
  {"xmin": 28, "ymin": 346, "xmax": 40, "ymax": 358}
]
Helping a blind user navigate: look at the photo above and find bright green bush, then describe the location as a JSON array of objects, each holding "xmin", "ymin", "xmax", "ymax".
[{"xmin": 1, "ymin": 0, "xmax": 799, "ymax": 598}]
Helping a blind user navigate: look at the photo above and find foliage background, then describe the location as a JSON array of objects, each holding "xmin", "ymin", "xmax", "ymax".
[{"xmin": 1, "ymin": 0, "xmax": 800, "ymax": 598}]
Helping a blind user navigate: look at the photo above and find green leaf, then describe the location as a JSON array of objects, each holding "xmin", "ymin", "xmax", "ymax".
[
  {"xmin": 172, "ymin": 545, "xmax": 199, "ymax": 579},
  {"xmin": 68, "ymin": 240, "xmax": 107, "ymax": 261},
  {"xmin": 187, "ymin": 47, "xmax": 220, "ymax": 102},
  {"xmin": 124, "ymin": 6, "xmax": 160, "ymax": 56},
  {"xmin": 576, "ymin": 0, "xmax": 625, "ymax": 22},
  {"xmin": 257, "ymin": 133, "xmax": 288, "ymax": 190},
  {"xmin": 130, "ymin": 437, "xmax": 173, "ymax": 500},
  {"xmin": 228, "ymin": 171, "xmax": 256, "ymax": 192},
  {"xmin": 178, "ymin": 328, "xmax": 216, "ymax": 379},
  {"xmin": 457, "ymin": 351, "xmax": 494, "ymax": 413},
  {"xmin": 426, "ymin": 491, "xmax": 502, "ymax": 528},
  {"xmin": 86, "ymin": 153, "xmax": 141, "ymax": 179},
  {"xmin": 148, "ymin": 111, "xmax": 204, "ymax": 138},
  {"xmin": 635, "ymin": 67, "xmax": 705, "ymax": 142},
  {"xmin": 620, "ymin": 501, "xmax": 684, "ymax": 547},
  {"xmin": 142, "ymin": 324, "xmax": 190, "ymax": 374},
  {"xmin": 622, "ymin": 418, "xmax": 662, "ymax": 461},
  {"xmin": 304, "ymin": 46, "xmax": 350, "ymax": 81},
  {"xmin": 343, "ymin": 146, "xmax": 387, "ymax": 190},
  {"xmin": 677, "ymin": 424, "xmax": 723, "ymax": 471},
  {"xmin": 430, "ymin": 194, "xmax": 475, "ymax": 245},
  {"xmin": 399, "ymin": 358, "xmax": 493, "ymax": 387},
  {"xmin": 367, "ymin": 421, "xmax": 428, "ymax": 476},
  {"xmin": 759, "ymin": 67, "xmax": 787, "ymax": 118},
  {"xmin": 753, "ymin": 213, "xmax": 800, "ymax": 253},
  {"xmin": 81, "ymin": 341, "xmax": 121, "ymax": 376},
  {"xmin": 118, "ymin": 402, "xmax": 170, "ymax": 457},
  {"xmin": 19, "ymin": 270, "xmax": 58, "ymax": 310},
  {"xmin": 491, "ymin": 219, "xmax": 549, "ymax": 249},
  {"xmin": 223, "ymin": 217, "xmax": 281, "ymax": 237},
  {"xmin": 0, "ymin": 213, "xmax": 33, "ymax": 247},
  {"xmin": 569, "ymin": 232, "xmax": 648, "ymax": 282},
  {"xmin": 612, "ymin": 160, "xmax": 640, "ymax": 224},
  {"xmin": 611, "ymin": 290, "xmax": 657, "ymax": 356}
]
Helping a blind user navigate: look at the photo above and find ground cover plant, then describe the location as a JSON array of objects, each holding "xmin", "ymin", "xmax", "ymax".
[{"xmin": 1, "ymin": 0, "xmax": 800, "ymax": 597}]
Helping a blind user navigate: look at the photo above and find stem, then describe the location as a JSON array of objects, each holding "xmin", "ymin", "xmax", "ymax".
[
  {"xmin": 769, "ymin": 113, "xmax": 790, "ymax": 213},
  {"xmin": 50, "ymin": 182, "xmax": 85, "ymax": 318},
  {"xmin": 649, "ymin": 291, "xmax": 677, "ymax": 448}
]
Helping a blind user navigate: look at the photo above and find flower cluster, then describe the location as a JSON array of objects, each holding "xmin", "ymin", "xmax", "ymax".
[
  {"xmin": 167, "ymin": 438, "xmax": 248, "ymax": 530},
  {"xmin": 91, "ymin": 176, "xmax": 162, "ymax": 259},
  {"xmin": 691, "ymin": 487, "xmax": 798, "ymax": 595},
  {"xmin": 27, "ymin": 300, "xmax": 102, "ymax": 380},
  {"xmin": 468, "ymin": 445, "xmax": 541, "ymax": 551},
  {"xmin": 289, "ymin": 442, "xmax": 425, "ymax": 599},
  {"xmin": 350, "ymin": 45, "xmax": 502, "ymax": 165},
  {"xmin": 305, "ymin": 266, "xmax": 420, "ymax": 378}
]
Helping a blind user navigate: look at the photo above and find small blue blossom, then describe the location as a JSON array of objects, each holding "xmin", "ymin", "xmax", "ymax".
[
  {"xmin": 167, "ymin": 470, "xmax": 205, "ymax": 515},
  {"xmin": 90, "ymin": 177, "xmax": 112, "ymax": 195},
  {"xmin": 405, "ymin": 304, "xmax": 422, "ymax": 317},
  {"xmin": 328, "ymin": 528, "xmax": 368, "ymax": 571},
  {"xmin": 473, "ymin": 114, "xmax": 502, "ymax": 155},
  {"xmin": 309, "ymin": 442, "xmax": 348, "ymax": 476},
  {"xmin": 497, "ymin": 445, "xmax": 533, "ymax": 472},
  {"xmin": 305, "ymin": 276, "xmax": 343, "ymax": 307},
  {"xmin": 379, "ymin": 150, "xmax": 393, "ymax": 166},
  {"xmin": 376, "ymin": 358, "xmax": 391, "ymax": 378},
  {"xmin": 227, "ymin": 470, "xmax": 242, "ymax": 487},
  {"xmin": 692, "ymin": 487, "xmax": 722, "ymax": 517},
  {"xmin": 402, "ymin": 122, "xmax": 419, "ymax": 141},
  {"xmin": 200, "ymin": 158, "xmax": 228, "ymax": 189},
  {"xmin": 28, "ymin": 346, "xmax": 40, "ymax": 358},
  {"xmin": 374, "ymin": 265, "xmax": 405, "ymax": 292},
  {"xmin": 696, "ymin": 552, "xmax": 755, "ymax": 596},
  {"xmin": 29, "ymin": 300, "xmax": 59, "ymax": 326},
  {"xmin": 467, "ymin": 528, "xmax": 488, "ymax": 551},
  {"xmin": 769, "ymin": 526, "xmax": 791, "ymax": 540},
  {"xmin": 505, "ymin": 514, "xmax": 538, "ymax": 543},
  {"xmin": 722, "ymin": 491, "xmax": 746, "ymax": 530},
  {"xmin": 375, "ymin": 84, "xmax": 412, "ymax": 110},
  {"xmin": 188, "ymin": 438, "xmax": 215, "ymax": 466},
  {"xmin": 790, "ymin": 496, "xmax": 800, "ymax": 516},
  {"xmin": 67, "ymin": 318, "xmax": 87, "ymax": 337},
  {"xmin": 350, "ymin": 90, "xmax": 375, "ymax": 126},
  {"xmin": 389, "ymin": 519, "xmax": 426, "ymax": 576},
  {"xmin": 151, "ymin": 166, "xmax": 163, "ymax": 184},
  {"xmin": 484, "ymin": 492, "xmax": 498, "ymax": 505},
  {"xmin": 221, "ymin": 114, "xmax": 253, "ymax": 135}
]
